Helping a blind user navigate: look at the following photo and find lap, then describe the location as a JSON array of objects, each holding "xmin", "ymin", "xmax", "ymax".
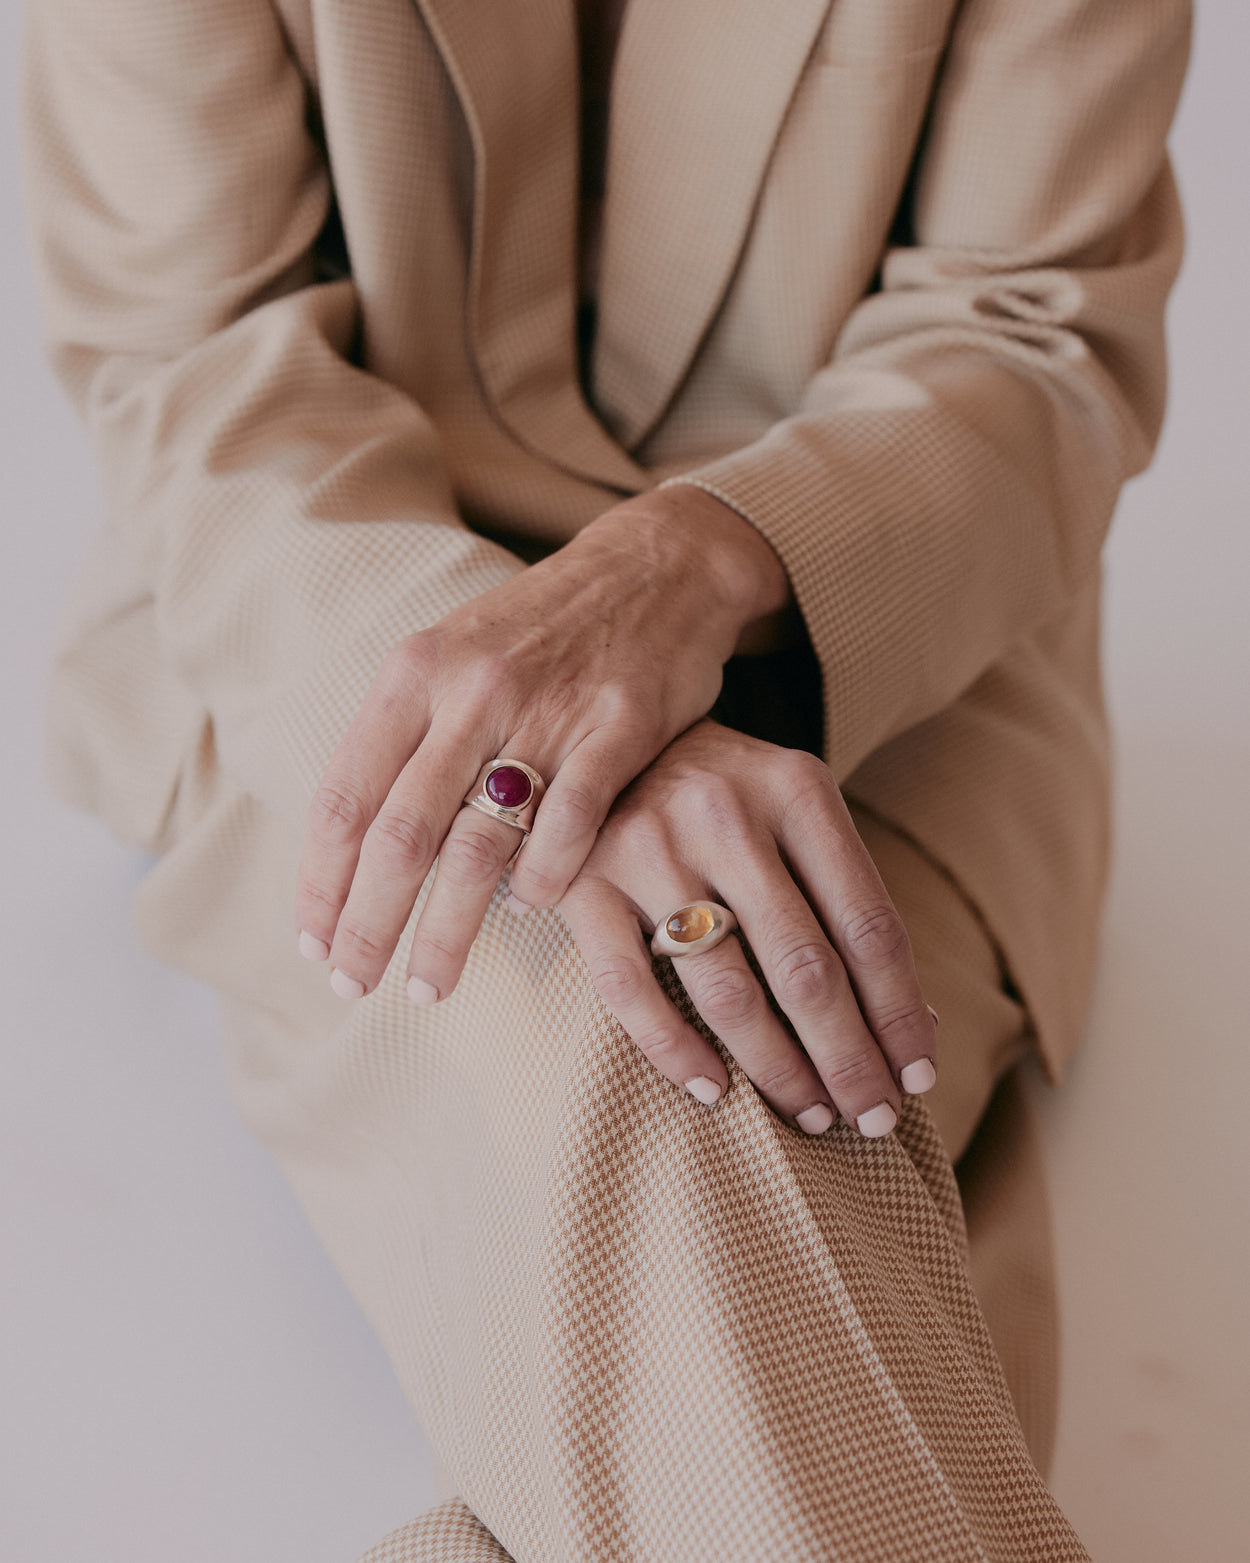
[{"xmin": 132, "ymin": 766, "xmax": 1059, "ymax": 1497}]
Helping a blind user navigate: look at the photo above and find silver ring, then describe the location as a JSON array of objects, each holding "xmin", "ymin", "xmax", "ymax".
[
  {"xmin": 464, "ymin": 758, "xmax": 545, "ymax": 833},
  {"xmin": 650, "ymin": 900, "xmax": 738, "ymax": 959}
]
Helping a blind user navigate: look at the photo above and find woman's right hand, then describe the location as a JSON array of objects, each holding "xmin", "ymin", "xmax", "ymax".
[
  {"xmin": 556, "ymin": 720, "xmax": 939, "ymax": 1137},
  {"xmin": 295, "ymin": 485, "xmax": 790, "ymax": 1005}
]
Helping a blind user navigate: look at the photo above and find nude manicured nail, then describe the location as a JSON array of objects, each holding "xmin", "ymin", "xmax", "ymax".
[
  {"xmin": 298, "ymin": 929, "xmax": 330, "ymax": 963},
  {"xmin": 329, "ymin": 968, "xmax": 366, "ymax": 1001},
  {"xmin": 407, "ymin": 976, "xmax": 439, "ymax": 1005},
  {"xmin": 796, "ymin": 1103, "xmax": 835, "ymax": 1136},
  {"xmin": 685, "ymin": 1076, "xmax": 723, "ymax": 1106},
  {"xmin": 857, "ymin": 1102, "xmax": 898, "ymax": 1138},
  {"xmin": 901, "ymin": 1058, "xmax": 937, "ymax": 1095},
  {"xmin": 926, "ymin": 1004, "xmax": 940, "ymax": 1028},
  {"xmin": 507, "ymin": 893, "xmax": 533, "ymax": 917}
]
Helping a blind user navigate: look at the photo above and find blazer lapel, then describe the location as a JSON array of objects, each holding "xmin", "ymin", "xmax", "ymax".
[
  {"xmin": 415, "ymin": 0, "xmax": 646, "ymax": 491},
  {"xmin": 593, "ymin": 0, "xmax": 834, "ymax": 451},
  {"xmin": 414, "ymin": 0, "xmax": 833, "ymax": 475}
]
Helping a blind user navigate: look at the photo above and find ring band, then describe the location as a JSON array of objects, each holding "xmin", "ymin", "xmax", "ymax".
[
  {"xmin": 650, "ymin": 900, "xmax": 738, "ymax": 959},
  {"xmin": 464, "ymin": 758, "xmax": 545, "ymax": 833}
]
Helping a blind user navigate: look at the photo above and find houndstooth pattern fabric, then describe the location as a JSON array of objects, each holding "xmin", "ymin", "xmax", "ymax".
[
  {"xmin": 358, "ymin": 1502, "xmax": 511, "ymax": 1563},
  {"xmin": 131, "ymin": 775, "xmax": 1085, "ymax": 1562},
  {"xmin": 20, "ymin": 0, "xmax": 1190, "ymax": 1088},
  {"xmin": 18, "ymin": 0, "xmax": 1188, "ymax": 1557}
]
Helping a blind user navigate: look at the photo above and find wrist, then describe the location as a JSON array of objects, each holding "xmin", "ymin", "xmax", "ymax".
[{"xmin": 575, "ymin": 484, "xmax": 792, "ymax": 642}]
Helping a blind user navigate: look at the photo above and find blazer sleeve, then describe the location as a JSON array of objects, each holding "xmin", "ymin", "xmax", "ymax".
[
  {"xmin": 18, "ymin": 0, "xmax": 524, "ymax": 841},
  {"xmin": 662, "ymin": 0, "xmax": 1191, "ymax": 782}
]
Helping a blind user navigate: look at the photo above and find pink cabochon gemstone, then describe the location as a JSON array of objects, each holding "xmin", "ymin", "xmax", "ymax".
[{"xmin": 484, "ymin": 764, "xmax": 533, "ymax": 810}]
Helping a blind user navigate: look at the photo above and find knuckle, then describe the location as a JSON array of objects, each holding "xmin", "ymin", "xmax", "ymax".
[
  {"xmin": 873, "ymin": 1000, "xmax": 932, "ymax": 1046},
  {"xmin": 842, "ymin": 903, "xmax": 910, "ymax": 970},
  {"xmin": 468, "ymin": 651, "xmax": 512, "ymax": 700},
  {"xmin": 824, "ymin": 1050, "xmax": 881, "ymax": 1096},
  {"xmin": 589, "ymin": 954, "xmax": 648, "ymax": 1010},
  {"xmin": 439, "ymin": 828, "xmax": 507, "ymax": 883},
  {"xmin": 596, "ymin": 683, "xmax": 653, "ymax": 741},
  {"xmin": 514, "ymin": 859, "xmax": 567, "ymax": 906},
  {"xmin": 629, "ymin": 1028, "xmax": 687, "ymax": 1070},
  {"xmin": 308, "ymin": 782, "xmax": 371, "ymax": 844},
  {"xmin": 777, "ymin": 751, "xmax": 837, "ymax": 820},
  {"xmin": 752, "ymin": 1059, "xmax": 812, "ymax": 1103},
  {"xmin": 410, "ymin": 926, "xmax": 463, "ymax": 967},
  {"xmin": 545, "ymin": 777, "xmax": 603, "ymax": 837},
  {"xmin": 384, "ymin": 635, "xmax": 434, "ymax": 684},
  {"xmin": 691, "ymin": 775, "xmax": 746, "ymax": 835},
  {"xmin": 772, "ymin": 940, "xmax": 843, "ymax": 1010},
  {"xmin": 779, "ymin": 747, "xmax": 830, "ymax": 789},
  {"xmin": 334, "ymin": 921, "xmax": 390, "ymax": 965},
  {"xmin": 366, "ymin": 810, "xmax": 435, "ymax": 874},
  {"xmin": 695, "ymin": 965, "xmax": 762, "ymax": 1030},
  {"xmin": 605, "ymin": 809, "xmax": 671, "ymax": 867},
  {"xmin": 298, "ymin": 878, "xmax": 344, "ymax": 918}
]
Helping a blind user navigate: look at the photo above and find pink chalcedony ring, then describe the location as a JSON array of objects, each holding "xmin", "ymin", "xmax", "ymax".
[{"xmin": 464, "ymin": 758, "xmax": 546, "ymax": 833}]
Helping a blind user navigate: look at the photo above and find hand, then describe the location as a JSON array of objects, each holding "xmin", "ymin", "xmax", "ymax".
[
  {"xmin": 557, "ymin": 721, "xmax": 939, "ymax": 1137},
  {"xmin": 295, "ymin": 487, "xmax": 791, "ymax": 1002}
]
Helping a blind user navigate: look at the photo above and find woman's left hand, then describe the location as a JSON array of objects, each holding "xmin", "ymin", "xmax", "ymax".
[{"xmin": 557, "ymin": 719, "xmax": 940, "ymax": 1137}]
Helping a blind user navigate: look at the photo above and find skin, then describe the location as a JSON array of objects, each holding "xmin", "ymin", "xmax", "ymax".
[
  {"xmin": 295, "ymin": 485, "xmax": 938, "ymax": 1135},
  {"xmin": 559, "ymin": 719, "xmax": 936, "ymax": 1136}
]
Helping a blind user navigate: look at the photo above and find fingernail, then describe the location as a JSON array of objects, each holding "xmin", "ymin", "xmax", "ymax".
[
  {"xmin": 926, "ymin": 1004, "xmax": 940, "ymax": 1028},
  {"xmin": 507, "ymin": 893, "xmax": 533, "ymax": 917},
  {"xmin": 298, "ymin": 929, "xmax": 330, "ymax": 963},
  {"xmin": 796, "ymin": 1103, "xmax": 835, "ymax": 1136},
  {"xmin": 857, "ymin": 1101, "xmax": 898, "ymax": 1138},
  {"xmin": 901, "ymin": 1057, "xmax": 937, "ymax": 1095},
  {"xmin": 329, "ymin": 968, "xmax": 366, "ymax": 1001},
  {"xmin": 685, "ymin": 1075, "xmax": 723, "ymax": 1106},
  {"xmin": 407, "ymin": 976, "xmax": 439, "ymax": 1005}
]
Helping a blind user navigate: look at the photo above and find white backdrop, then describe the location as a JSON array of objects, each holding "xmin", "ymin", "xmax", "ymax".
[{"xmin": 3, "ymin": 5, "xmax": 1247, "ymax": 1560}]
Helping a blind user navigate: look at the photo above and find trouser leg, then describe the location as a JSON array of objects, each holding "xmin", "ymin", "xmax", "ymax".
[
  {"xmin": 848, "ymin": 801, "xmax": 1061, "ymax": 1477},
  {"xmin": 135, "ymin": 785, "xmax": 1083, "ymax": 1562},
  {"xmin": 957, "ymin": 1066, "xmax": 1061, "ymax": 1483},
  {"xmin": 358, "ymin": 1503, "xmax": 509, "ymax": 1560}
]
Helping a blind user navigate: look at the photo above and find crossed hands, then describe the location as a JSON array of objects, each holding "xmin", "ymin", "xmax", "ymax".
[{"xmin": 294, "ymin": 488, "xmax": 938, "ymax": 1138}]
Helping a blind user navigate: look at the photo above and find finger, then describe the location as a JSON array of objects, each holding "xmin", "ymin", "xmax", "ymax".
[
  {"xmin": 669, "ymin": 919, "xmax": 838, "ymax": 1135},
  {"xmin": 325, "ymin": 719, "xmax": 484, "ymax": 997},
  {"xmin": 777, "ymin": 765, "xmax": 938, "ymax": 1101},
  {"xmin": 507, "ymin": 730, "xmax": 637, "ymax": 913},
  {"xmin": 296, "ymin": 648, "xmax": 433, "ymax": 957},
  {"xmin": 728, "ymin": 847, "xmax": 903, "ymax": 1137},
  {"xmin": 560, "ymin": 877, "xmax": 730, "ymax": 1107},
  {"xmin": 405, "ymin": 807, "xmax": 525, "ymax": 1003}
]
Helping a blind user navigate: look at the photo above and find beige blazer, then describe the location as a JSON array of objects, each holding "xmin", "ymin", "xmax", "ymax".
[{"xmin": 19, "ymin": 0, "xmax": 1189, "ymax": 1083}]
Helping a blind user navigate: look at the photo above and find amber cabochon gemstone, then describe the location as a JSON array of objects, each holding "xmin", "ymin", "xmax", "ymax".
[
  {"xmin": 484, "ymin": 764, "xmax": 534, "ymax": 810},
  {"xmin": 666, "ymin": 904, "xmax": 717, "ymax": 944}
]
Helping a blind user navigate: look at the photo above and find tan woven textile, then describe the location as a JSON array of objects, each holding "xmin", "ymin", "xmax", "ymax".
[
  {"xmin": 134, "ymin": 775, "xmax": 1074, "ymax": 1561},
  {"xmin": 17, "ymin": 0, "xmax": 1189, "ymax": 1556},
  {"xmin": 19, "ymin": 0, "xmax": 1189, "ymax": 1084}
]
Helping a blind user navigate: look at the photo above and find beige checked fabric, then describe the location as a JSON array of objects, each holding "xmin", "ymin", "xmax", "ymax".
[
  {"xmin": 20, "ymin": 0, "xmax": 1190, "ymax": 1087},
  {"xmin": 17, "ymin": 0, "xmax": 1189, "ymax": 1557},
  {"xmin": 120, "ymin": 776, "xmax": 1077, "ymax": 1562},
  {"xmin": 359, "ymin": 1503, "xmax": 509, "ymax": 1563}
]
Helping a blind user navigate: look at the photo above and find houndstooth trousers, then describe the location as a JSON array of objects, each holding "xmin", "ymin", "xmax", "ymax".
[{"xmin": 135, "ymin": 769, "xmax": 1088, "ymax": 1562}]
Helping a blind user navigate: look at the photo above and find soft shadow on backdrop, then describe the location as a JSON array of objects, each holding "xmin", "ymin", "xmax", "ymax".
[{"xmin": 2, "ymin": 6, "xmax": 1246, "ymax": 1561}]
